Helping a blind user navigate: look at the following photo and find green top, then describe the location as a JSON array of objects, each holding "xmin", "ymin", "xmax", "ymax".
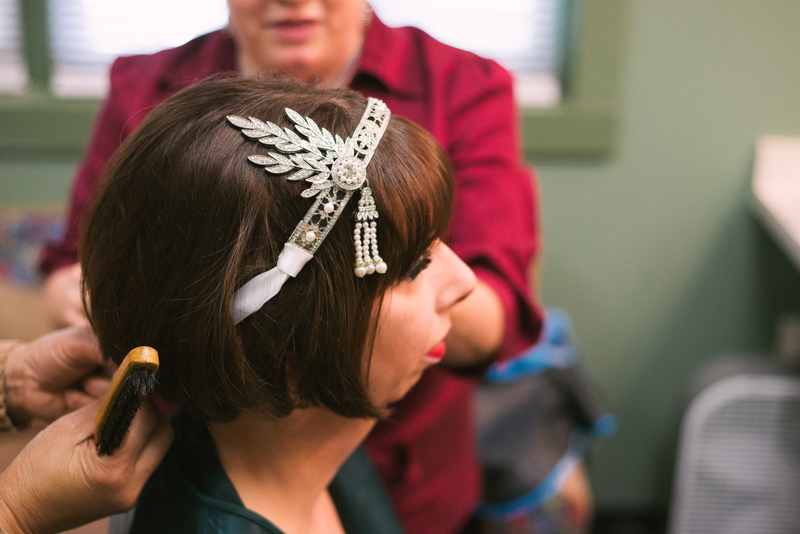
[{"xmin": 129, "ymin": 410, "xmax": 404, "ymax": 534}]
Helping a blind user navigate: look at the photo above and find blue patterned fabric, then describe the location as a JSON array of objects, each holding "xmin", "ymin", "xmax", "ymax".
[{"xmin": 0, "ymin": 210, "xmax": 64, "ymax": 287}]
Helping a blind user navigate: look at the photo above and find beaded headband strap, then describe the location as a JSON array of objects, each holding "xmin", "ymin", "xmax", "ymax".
[{"xmin": 227, "ymin": 98, "xmax": 391, "ymax": 324}]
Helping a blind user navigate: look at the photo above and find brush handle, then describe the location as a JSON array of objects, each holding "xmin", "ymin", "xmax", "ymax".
[{"xmin": 94, "ymin": 347, "xmax": 159, "ymax": 445}]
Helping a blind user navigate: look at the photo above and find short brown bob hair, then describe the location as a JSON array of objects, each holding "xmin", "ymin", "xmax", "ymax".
[{"xmin": 81, "ymin": 77, "xmax": 453, "ymax": 422}]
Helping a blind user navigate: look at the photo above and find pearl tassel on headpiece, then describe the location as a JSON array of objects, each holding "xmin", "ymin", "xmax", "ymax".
[
  {"xmin": 354, "ymin": 187, "xmax": 387, "ymax": 277},
  {"xmin": 227, "ymin": 98, "xmax": 391, "ymax": 323}
]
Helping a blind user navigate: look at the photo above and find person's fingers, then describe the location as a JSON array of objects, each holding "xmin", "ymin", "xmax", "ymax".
[
  {"xmin": 0, "ymin": 397, "xmax": 166, "ymax": 534},
  {"xmin": 58, "ymin": 325, "xmax": 104, "ymax": 368},
  {"xmin": 0, "ymin": 401, "xmax": 101, "ymax": 534},
  {"xmin": 5, "ymin": 327, "xmax": 107, "ymax": 423},
  {"xmin": 81, "ymin": 374, "xmax": 112, "ymax": 398},
  {"xmin": 117, "ymin": 399, "xmax": 166, "ymax": 460},
  {"xmin": 44, "ymin": 264, "xmax": 88, "ymax": 329},
  {"xmin": 63, "ymin": 309, "xmax": 91, "ymax": 328},
  {"xmin": 132, "ymin": 404, "xmax": 174, "ymax": 476},
  {"xmin": 70, "ymin": 400, "xmax": 144, "ymax": 513},
  {"xmin": 65, "ymin": 389, "xmax": 98, "ymax": 411},
  {"xmin": 56, "ymin": 398, "xmax": 102, "ymax": 442},
  {"xmin": 26, "ymin": 326, "xmax": 105, "ymax": 389}
]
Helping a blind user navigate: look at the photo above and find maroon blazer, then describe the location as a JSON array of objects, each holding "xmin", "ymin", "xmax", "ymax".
[{"xmin": 40, "ymin": 16, "xmax": 542, "ymax": 534}]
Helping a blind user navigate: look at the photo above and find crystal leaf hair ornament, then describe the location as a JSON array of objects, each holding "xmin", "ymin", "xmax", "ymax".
[{"xmin": 227, "ymin": 97, "xmax": 391, "ymax": 324}]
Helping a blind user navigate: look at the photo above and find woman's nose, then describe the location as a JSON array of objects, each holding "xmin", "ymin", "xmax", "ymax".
[{"xmin": 434, "ymin": 244, "xmax": 477, "ymax": 311}]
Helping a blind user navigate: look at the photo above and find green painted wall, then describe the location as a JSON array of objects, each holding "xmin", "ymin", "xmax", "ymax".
[
  {"xmin": 3, "ymin": 0, "xmax": 800, "ymax": 513},
  {"xmin": 535, "ymin": 0, "xmax": 800, "ymax": 509},
  {"xmin": 0, "ymin": 161, "xmax": 76, "ymax": 205}
]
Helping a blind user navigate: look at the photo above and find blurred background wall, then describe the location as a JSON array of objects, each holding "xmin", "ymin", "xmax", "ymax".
[
  {"xmin": 0, "ymin": 160, "xmax": 73, "ymax": 205},
  {"xmin": 535, "ymin": 0, "xmax": 800, "ymax": 513},
  {"xmin": 2, "ymin": 0, "xmax": 800, "ymax": 519}
]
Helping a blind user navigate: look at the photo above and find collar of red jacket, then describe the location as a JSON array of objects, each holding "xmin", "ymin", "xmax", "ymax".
[
  {"xmin": 155, "ymin": 30, "xmax": 237, "ymax": 94},
  {"xmin": 356, "ymin": 14, "xmax": 425, "ymax": 99}
]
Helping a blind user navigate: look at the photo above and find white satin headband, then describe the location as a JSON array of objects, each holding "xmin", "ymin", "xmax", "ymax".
[{"xmin": 227, "ymin": 98, "xmax": 391, "ymax": 324}]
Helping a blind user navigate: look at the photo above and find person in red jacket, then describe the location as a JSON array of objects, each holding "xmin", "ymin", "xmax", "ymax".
[{"xmin": 40, "ymin": 2, "xmax": 542, "ymax": 532}]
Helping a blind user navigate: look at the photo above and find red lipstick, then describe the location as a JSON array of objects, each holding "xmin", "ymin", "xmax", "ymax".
[{"xmin": 426, "ymin": 341, "xmax": 447, "ymax": 360}]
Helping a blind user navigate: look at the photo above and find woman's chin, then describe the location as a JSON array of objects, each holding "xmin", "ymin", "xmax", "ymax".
[
  {"xmin": 389, "ymin": 370, "xmax": 430, "ymax": 406},
  {"xmin": 255, "ymin": 50, "xmax": 325, "ymax": 82}
]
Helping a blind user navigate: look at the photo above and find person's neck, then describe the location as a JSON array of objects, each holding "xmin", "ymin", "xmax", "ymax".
[
  {"xmin": 237, "ymin": 48, "xmax": 363, "ymax": 89},
  {"xmin": 208, "ymin": 407, "xmax": 375, "ymax": 534}
]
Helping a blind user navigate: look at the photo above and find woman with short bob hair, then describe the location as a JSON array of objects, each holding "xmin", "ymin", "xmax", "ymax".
[{"xmin": 80, "ymin": 76, "xmax": 475, "ymax": 533}]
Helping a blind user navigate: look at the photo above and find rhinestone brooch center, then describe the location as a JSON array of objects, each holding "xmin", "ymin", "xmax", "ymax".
[{"xmin": 331, "ymin": 156, "xmax": 366, "ymax": 190}]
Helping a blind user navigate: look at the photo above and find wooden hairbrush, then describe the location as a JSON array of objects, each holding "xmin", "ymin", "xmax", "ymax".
[{"xmin": 94, "ymin": 346, "xmax": 159, "ymax": 456}]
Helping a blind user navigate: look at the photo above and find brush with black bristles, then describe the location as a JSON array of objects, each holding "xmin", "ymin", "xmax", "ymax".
[{"xmin": 94, "ymin": 346, "xmax": 160, "ymax": 456}]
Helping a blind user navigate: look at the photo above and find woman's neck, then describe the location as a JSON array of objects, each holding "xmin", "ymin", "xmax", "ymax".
[
  {"xmin": 236, "ymin": 47, "xmax": 363, "ymax": 89},
  {"xmin": 208, "ymin": 408, "xmax": 375, "ymax": 534}
]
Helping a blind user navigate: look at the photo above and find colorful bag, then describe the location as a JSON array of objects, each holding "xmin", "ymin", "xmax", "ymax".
[{"xmin": 475, "ymin": 309, "xmax": 616, "ymax": 534}]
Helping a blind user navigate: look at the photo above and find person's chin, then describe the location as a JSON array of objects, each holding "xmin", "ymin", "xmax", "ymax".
[
  {"xmin": 380, "ymin": 381, "xmax": 417, "ymax": 408},
  {"xmin": 268, "ymin": 50, "xmax": 324, "ymax": 81},
  {"xmin": 401, "ymin": 368, "xmax": 429, "ymax": 397}
]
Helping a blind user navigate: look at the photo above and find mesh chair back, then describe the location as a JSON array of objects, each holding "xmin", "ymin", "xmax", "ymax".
[{"xmin": 669, "ymin": 374, "xmax": 800, "ymax": 534}]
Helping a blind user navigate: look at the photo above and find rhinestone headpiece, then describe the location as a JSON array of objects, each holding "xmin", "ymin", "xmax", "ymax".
[{"xmin": 227, "ymin": 98, "xmax": 391, "ymax": 324}]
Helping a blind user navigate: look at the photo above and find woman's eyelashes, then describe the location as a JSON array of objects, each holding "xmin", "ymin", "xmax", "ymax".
[{"xmin": 404, "ymin": 254, "xmax": 432, "ymax": 281}]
